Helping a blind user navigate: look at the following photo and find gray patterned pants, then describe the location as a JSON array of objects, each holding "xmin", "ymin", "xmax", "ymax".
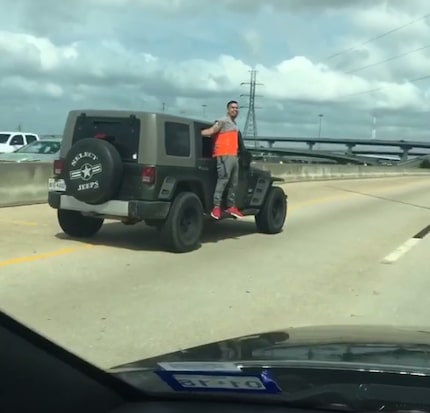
[{"xmin": 213, "ymin": 155, "xmax": 239, "ymax": 207}]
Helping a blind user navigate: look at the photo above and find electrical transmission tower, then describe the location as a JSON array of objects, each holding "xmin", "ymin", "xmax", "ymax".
[{"xmin": 240, "ymin": 70, "xmax": 263, "ymax": 147}]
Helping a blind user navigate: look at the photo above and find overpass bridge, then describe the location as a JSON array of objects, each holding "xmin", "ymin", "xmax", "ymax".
[
  {"xmin": 244, "ymin": 136, "xmax": 430, "ymax": 161},
  {"xmin": 248, "ymin": 148, "xmax": 384, "ymax": 165},
  {"xmin": 248, "ymin": 147, "xmax": 430, "ymax": 165}
]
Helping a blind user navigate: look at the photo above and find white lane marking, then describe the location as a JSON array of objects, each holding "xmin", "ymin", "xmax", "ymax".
[{"xmin": 381, "ymin": 238, "xmax": 421, "ymax": 264}]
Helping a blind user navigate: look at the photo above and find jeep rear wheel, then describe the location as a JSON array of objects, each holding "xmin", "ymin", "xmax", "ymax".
[
  {"xmin": 58, "ymin": 209, "xmax": 104, "ymax": 238},
  {"xmin": 160, "ymin": 192, "xmax": 204, "ymax": 253},
  {"xmin": 255, "ymin": 186, "xmax": 287, "ymax": 234}
]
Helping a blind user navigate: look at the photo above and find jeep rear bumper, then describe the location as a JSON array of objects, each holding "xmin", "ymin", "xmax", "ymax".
[{"xmin": 48, "ymin": 193, "xmax": 170, "ymax": 220}]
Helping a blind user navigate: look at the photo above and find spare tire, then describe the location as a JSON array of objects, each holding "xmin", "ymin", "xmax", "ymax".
[{"xmin": 63, "ymin": 138, "xmax": 123, "ymax": 205}]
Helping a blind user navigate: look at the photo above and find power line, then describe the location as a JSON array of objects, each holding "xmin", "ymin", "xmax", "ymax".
[
  {"xmin": 346, "ymin": 43, "xmax": 430, "ymax": 74},
  {"xmin": 337, "ymin": 73, "xmax": 430, "ymax": 99},
  {"xmin": 321, "ymin": 12, "xmax": 430, "ymax": 63}
]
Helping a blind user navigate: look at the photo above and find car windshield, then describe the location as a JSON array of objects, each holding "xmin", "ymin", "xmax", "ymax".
[
  {"xmin": 15, "ymin": 140, "xmax": 60, "ymax": 154},
  {"xmin": 0, "ymin": 133, "xmax": 11, "ymax": 144},
  {"xmin": 2, "ymin": 2, "xmax": 430, "ymax": 412}
]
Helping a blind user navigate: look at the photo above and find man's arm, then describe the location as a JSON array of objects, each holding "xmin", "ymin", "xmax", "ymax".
[{"xmin": 201, "ymin": 120, "xmax": 223, "ymax": 137}]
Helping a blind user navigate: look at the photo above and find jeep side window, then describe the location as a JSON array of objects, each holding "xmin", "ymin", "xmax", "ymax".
[
  {"xmin": 165, "ymin": 122, "xmax": 190, "ymax": 157},
  {"xmin": 194, "ymin": 121, "xmax": 213, "ymax": 159}
]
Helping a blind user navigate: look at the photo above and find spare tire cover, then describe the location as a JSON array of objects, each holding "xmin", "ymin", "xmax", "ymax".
[{"xmin": 63, "ymin": 138, "xmax": 123, "ymax": 205}]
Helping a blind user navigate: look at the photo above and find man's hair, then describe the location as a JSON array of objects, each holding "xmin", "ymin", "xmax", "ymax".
[{"xmin": 226, "ymin": 100, "xmax": 238, "ymax": 108}]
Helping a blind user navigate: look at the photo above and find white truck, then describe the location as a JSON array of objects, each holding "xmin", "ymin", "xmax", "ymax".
[{"xmin": 0, "ymin": 132, "xmax": 40, "ymax": 153}]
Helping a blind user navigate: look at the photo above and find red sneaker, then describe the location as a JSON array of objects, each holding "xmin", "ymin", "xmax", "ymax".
[
  {"xmin": 226, "ymin": 206, "xmax": 244, "ymax": 218},
  {"xmin": 210, "ymin": 206, "xmax": 222, "ymax": 220}
]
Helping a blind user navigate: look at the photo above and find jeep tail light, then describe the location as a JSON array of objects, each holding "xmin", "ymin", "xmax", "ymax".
[
  {"xmin": 53, "ymin": 159, "xmax": 64, "ymax": 175},
  {"xmin": 141, "ymin": 166, "xmax": 156, "ymax": 184},
  {"xmin": 95, "ymin": 133, "xmax": 107, "ymax": 139}
]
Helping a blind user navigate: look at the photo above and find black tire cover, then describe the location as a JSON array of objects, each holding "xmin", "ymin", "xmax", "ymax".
[{"xmin": 63, "ymin": 138, "xmax": 123, "ymax": 205}]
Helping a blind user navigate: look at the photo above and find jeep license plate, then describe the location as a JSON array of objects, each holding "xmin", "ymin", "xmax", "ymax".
[{"xmin": 48, "ymin": 178, "xmax": 66, "ymax": 192}]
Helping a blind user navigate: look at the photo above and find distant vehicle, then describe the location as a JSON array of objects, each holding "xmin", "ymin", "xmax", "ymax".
[
  {"xmin": 0, "ymin": 132, "xmax": 40, "ymax": 154},
  {"xmin": 0, "ymin": 137, "xmax": 61, "ymax": 163}
]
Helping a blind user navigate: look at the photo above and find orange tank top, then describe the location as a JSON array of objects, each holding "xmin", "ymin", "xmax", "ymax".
[{"xmin": 213, "ymin": 130, "xmax": 238, "ymax": 157}]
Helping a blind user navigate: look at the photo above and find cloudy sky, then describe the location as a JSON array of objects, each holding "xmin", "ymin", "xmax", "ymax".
[{"xmin": 1, "ymin": 0, "xmax": 430, "ymax": 142}]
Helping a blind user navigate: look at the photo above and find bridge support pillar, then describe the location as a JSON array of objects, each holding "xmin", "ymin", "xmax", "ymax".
[
  {"xmin": 268, "ymin": 141, "xmax": 274, "ymax": 149},
  {"xmin": 401, "ymin": 147, "xmax": 410, "ymax": 162},
  {"xmin": 307, "ymin": 142, "xmax": 315, "ymax": 150},
  {"xmin": 346, "ymin": 144, "xmax": 355, "ymax": 156}
]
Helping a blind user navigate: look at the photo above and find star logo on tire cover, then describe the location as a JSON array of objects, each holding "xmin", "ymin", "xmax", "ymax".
[
  {"xmin": 81, "ymin": 164, "xmax": 92, "ymax": 179},
  {"xmin": 69, "ymin": 162, "xmax": 103, "ymax": 182}
]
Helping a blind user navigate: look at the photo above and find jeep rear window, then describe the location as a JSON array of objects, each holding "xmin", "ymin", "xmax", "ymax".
[{"xmin": 72, "ymin": 114, "xmax": 140, "ymax": 162}]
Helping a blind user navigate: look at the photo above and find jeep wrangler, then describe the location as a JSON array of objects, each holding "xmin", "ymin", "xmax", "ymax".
[{"xmin": 48, "ymin": 110, "xmax": 288, "ymax": 253}]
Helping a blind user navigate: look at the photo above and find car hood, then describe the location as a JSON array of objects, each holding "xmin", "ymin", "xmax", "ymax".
[
  {"xmin": 0, "ymin": 153, "xmax": 54, "ymax": 162},
  {"xmin": 110, "ymin": 324, "xmax": 430, "ymax": 373},
  {"xmin": 0, "ymin": 143, "xmax": 13, "ymax": 154},
  {"xmin": 108, "ymin": 325, "xmax": 430, "ymax": 410}
]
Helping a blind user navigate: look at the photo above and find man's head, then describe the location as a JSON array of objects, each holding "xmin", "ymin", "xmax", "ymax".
[{"xmin": 226, "ymin": 100, "xmax": 239, "ymax": 119}]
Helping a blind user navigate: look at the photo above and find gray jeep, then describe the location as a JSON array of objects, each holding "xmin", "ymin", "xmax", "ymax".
[{"xmin": 48, "ymin": 110, "xmax": 288, "ymax": 253}]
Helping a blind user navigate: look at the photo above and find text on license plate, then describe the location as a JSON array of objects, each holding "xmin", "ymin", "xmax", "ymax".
[
  {"xmin": 172, "ymin": 374, "xmax": 266, "ymax": 390},
  {"xmin": 48, "ymin": 178, "xmax": 66, "ymax": 192}
]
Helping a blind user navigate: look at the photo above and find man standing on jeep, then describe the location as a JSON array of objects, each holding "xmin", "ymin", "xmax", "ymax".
[{"xmin": 201, "ymin": 100, "xmax": 244, "ymax": 220}]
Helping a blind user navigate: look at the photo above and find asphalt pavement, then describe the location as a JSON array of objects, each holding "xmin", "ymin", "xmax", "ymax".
[{"xmin": 0, "ymin": 175, "xmax": 429, "ymax": 369}]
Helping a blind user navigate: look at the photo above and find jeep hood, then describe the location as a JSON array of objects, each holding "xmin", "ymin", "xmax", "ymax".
[{"xmin": 110, "ymin": 324, "xmax": 430, "ymax": 373}]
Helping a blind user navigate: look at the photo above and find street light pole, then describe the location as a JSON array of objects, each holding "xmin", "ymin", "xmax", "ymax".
[
  {"xmin": 371, "ymin": 115, "xmax": 376, "ymax": 140},
  {"xmin": 317, "ymin": 114, "xmax": 324, "ymax": 151},
  {"xmin": 318, "ymin": 114, "xmax": 323, "ymax": 138}
]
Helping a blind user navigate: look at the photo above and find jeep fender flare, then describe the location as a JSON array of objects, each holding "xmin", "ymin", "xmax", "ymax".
[{"xmin": 158, "ymin": 177, "xmax": 208, "ymax": 210}]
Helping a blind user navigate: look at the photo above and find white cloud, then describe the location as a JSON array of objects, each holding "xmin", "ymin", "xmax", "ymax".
[
  {"xmin": 0, "ymin": 76, "xmax": 63, "ymax": 98},
  {"xmin": 0, "ymin": 31, "xmax": 78, "ymax": 72},
  {"xmin": 1, "ymin": 0, "xmax": 430, "ymax": 141},
  {"xmin": 241, "ymin": 30, "xmax": 263, "ymax": 60}
]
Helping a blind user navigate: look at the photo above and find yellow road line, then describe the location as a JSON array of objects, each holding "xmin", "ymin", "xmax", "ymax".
[
  {"xmin": 0, "ymin": 245, "xmax": 95, "ymax": 268},
  {"xmin": 0, "ymin": 219, "xmax": 39, "ymax": 227}
]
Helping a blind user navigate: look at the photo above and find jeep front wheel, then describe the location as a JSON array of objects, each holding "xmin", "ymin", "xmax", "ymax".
[
  {"xmin": 160, "ymin": 192, "xmax": 204, "ymax": 253},
  {"xmin": 255, "ymin": 186, "xmax": 287, "ymax": 234},
  {"xmin": 58, "ymin": 209, "xmax": 104, "ymax": 238}
]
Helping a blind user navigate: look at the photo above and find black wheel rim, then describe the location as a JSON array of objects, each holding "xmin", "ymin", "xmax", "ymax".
[{"xmin": 179, "ymin": 206, "xmax": 200, "ymax": 244}]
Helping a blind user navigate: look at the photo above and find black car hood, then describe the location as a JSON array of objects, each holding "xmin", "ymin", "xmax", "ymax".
[{"xmin": 110, "ymin": 324, "xmax": 430, "ymax": 373}]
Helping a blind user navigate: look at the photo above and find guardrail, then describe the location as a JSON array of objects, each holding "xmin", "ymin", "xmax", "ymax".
[
  {"xmin": 252, "ymin": 162, "xmax": 430, "ymax": 182},
  {"xmin": 1, "ymin": 161, "xmax": 430, "ymax": 208}
]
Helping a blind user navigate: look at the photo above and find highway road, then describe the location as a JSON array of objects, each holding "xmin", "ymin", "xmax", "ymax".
[{"xmin": 1, "ymin": 176, "xmax": 430, "ymax": 370}]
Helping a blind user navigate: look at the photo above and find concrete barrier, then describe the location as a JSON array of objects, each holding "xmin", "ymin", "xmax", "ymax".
[
  {"xmin": 0, "ymin": 162, "xmax": 52, "ymax": 207},
  {"xmin": 1, "ymin": 161, "xmax": 429, "ymax": 208},
  {"xmin": 253, "ymin": 162, "xmax": 430, "ymax": 182}
]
